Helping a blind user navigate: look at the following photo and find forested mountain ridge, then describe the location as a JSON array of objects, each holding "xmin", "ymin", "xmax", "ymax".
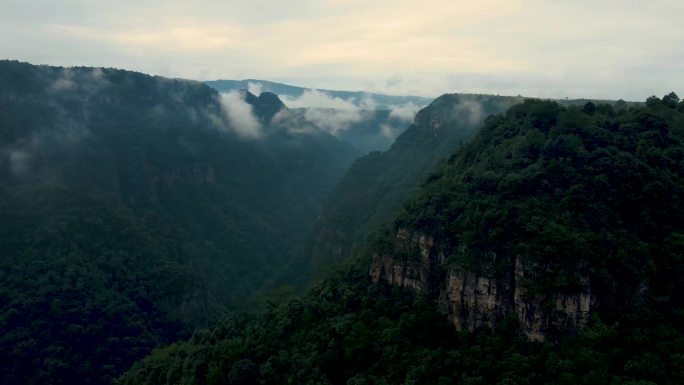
[
  {"xmin": 0, "ymin": 60, "xmax": 360, "ymax": 385},
  {"xmin": 121, "ymin": 93, "xmax": 684, "ymax": 385},
  {"xmin": 307, "ymin": 93, "xmax": 524, "ymax": 276},
  {"xmin": 373, "ymin": 94, "xmax": 684, "ymax": 339}
]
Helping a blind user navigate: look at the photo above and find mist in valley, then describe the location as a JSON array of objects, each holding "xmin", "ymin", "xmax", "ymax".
[{"xmin": 1, "ymin": 2, "xmax": 683, "ymax": 385}]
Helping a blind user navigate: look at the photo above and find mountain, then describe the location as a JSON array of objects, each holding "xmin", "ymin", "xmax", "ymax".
[
  {"xmin": 287, "ymin": 108, "xmax": 408, "ymax": 154},
  {"xmin": 306, "ymin": 94, "xmax": 644, "ymax": 277},
  {"xmin": 372, "ymin": 95, "xmax": 684, "ymax": 340},
  {"xmin": 206, "ymin": 80, "xmax": 643, "ymax": 156},
  {"xmin": 0, "ymin": 60, "xmax": 360, "ymax": 385},
  {"xmin": 242, "ymin": 90, "xmax": 288, "ymax": 125},
  {"xmin": 205, "ymin": 80, "xmax": 640, "ymax": 150},
  {"xmin": 306, "ymin": 93, "xmax": 525, "ymax": 276},
  {"xmin": 120, "ymin": 93, "xmax": 684, "ymax": 385},
  {"xmin": 204, "ymin": 79, "xmax": 433, "ymax": 109},
  {"xmin": 206, "ymin": 80, "xmax": 431, "ymax": 154}
]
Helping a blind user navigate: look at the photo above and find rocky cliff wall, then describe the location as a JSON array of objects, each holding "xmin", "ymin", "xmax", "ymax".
[{"xmin": 370, "ymin": 229, "xmax": 593, "ymax": 341}]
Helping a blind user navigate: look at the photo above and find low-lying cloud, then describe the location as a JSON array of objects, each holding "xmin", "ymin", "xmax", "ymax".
[
  {"xmin": 247, "ymin": 81, "xmax": 263, "ymax": 96},
  {"xmin": 451, "ymin": 99, "xmax": 485, "ymax": 126},
  {"xmin": 281, "ymin": 90, "xmax": 366, "ymax": 136},
  {"xmin": 388, "ymin": 101, "xmax": 420, "ymax": 123},
  {"xmin": 279, "ymin": 89, "xmax": 422, "ymax": 137},
  {"xmin": 50, "ymin": 67, "xmax": 111, "ymax": 96},
  {"xmin": 219, "ymin": 91, "xmax": 262, "ymax": 139},
  {"xmin": 51, "ymin": 75, "xmax": 77, "ymax": 92},
  {"xmin": 7, "ymin": 149, "xmax": 31, "ymax": 177},
  {"xmin": 379, "ymin": 123, "xmax": 399, "ymax": 140},
  {"xmin": 280, "ymin": 89, "xmax": 358, "ymax": 110},
  {"xmin": 3, "ymin": 68, "xmax": 121, "ymax": 180},
  {"xmin": 303, "ymin": 108, "xmax": 364, "ymax": 136}
]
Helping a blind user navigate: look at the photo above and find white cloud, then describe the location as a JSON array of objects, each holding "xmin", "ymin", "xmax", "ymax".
[
  {"xmin": 278, "ymin": 89, "xmax": 423, "ymax": 137},
  {"xmin": 358, "ymin": 94, "xmax": 376, "ymax": 110},
  {"xmin": 452, "ymin": 99, "xmax": 485, "ymax": 126},
  {"xmin": 1, "ymin": 1, "xmax": 683, "ymax": 100},
  {"xmin": 50, "ymin": 69, "xmax": 77, "ymax": 92},
  {"xmin": 8, "ymin": 149, "xmax": 31, "ymax": 177},
  {"xmin": 303, "ymin": 108, "xmax": 363, "ymax": 136},
  {"xmin": 270, "ymin": 107, "xmax": 290, "ymax": 126},
  {"xmin": 247, "ymin": 81, "xmax": 263, "ymax": 96},
  {"xmin": 89, "ymin": 67, "xmax": 104, "ymax": 81},
  {"xmin": 388, "ymin": 102, "xmax": 420, "ymax": 122},
  {"xmin": 218, "ymin": 91, "xmax": 262, "ymax": 139},
  {"xmin": 279, "ymin": 89, "xmax": 375, "ymax": 135},
  {"xmin": 379, "ymin": 123, "xmax": 399, "ymax": 140},
  {"xmin": 280, "ymin": 89, "xmax": 358, "ymax": 109}
]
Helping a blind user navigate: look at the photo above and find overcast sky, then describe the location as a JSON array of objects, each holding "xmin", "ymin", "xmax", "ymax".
[{"xmin": 1, "ymin": 0, "xmax": 682, "ymax": 100}]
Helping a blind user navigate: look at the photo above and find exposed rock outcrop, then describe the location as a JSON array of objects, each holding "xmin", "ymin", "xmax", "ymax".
[{"xmin": 370, "ymin": 229, "xmax": 594, "ymax": 341}]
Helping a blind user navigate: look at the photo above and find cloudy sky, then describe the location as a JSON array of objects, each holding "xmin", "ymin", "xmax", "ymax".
[{"xmin": 1, "ymin": 0, "xmax": 682, "ymax": 100}]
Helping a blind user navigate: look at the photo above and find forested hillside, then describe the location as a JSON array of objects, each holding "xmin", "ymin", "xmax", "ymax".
[
  {"xmin": 0, "ymin": 61, "xmax": 359, "ymax": 385},
  {"xmin": 372, "ymin": 94, "xmax": 684, "ymax": 342},
  {"xmin": 307, "ymin": 94, "xmax": 524, "ymax": 275},
  {"xmin": 121, "ymin": 93, "xmax": 684, "ymax": 385}
]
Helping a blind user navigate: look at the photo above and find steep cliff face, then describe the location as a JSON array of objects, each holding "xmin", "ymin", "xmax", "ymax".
[{"xmin": 371, "ymin": 229, "xmax": 594, "ymax": 341}]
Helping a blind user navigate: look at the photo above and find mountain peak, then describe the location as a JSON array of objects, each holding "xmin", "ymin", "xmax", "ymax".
[{"xmin": 240, "ymin": 89, "xmax": 287, "ymax": 125}]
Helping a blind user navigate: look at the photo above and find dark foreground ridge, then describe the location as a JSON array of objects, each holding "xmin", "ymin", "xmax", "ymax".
[{"xmin": 0, "ymin": 60, "xmax": 360, "ymax": 385}]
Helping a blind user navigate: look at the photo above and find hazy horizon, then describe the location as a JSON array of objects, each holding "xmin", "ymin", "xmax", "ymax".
[{"xmin": 1, "ymin": 1, "xmax": 682, "ymax": 101}]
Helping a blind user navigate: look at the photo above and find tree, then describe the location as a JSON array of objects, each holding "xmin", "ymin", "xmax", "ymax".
[{"xmin": 662, "ymin": 92, "xmax": 680, "ymax": 108}]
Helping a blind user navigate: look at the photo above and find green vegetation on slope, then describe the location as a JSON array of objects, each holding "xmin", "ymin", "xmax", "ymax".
[
  {"xmin": 0, "ymin": 188, "xmax": 193, "ymax": 384},
  {"xmin": 307, "ymin": 94, "xmax": 524, "ymax": 275},
  {"xmin": 120, "ymin": 93, "xmax": 684, "ymax": 385},
  {"xmin": 394, "ymin": 95, "xmax": 684, "ymax": 318},
  {"xmin": 0, "ymin": 61, "xmax": 359, "ymax": 385},
  {"xmin": 119, "ymin": 264, "xmax": 684, "ymax": 385}
]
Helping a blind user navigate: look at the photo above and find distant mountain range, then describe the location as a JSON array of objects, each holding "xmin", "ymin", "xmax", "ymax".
[
  {"xmin": 205, "ymin": 80, "xmax": 642, "ymax": 154},
  {"xmin": 205, "ymin": 80, "xmax": 433, "ymax": 154},
  {"xmin": 204, "ymin": 79, "xmax": 433, "ymax": 109}
]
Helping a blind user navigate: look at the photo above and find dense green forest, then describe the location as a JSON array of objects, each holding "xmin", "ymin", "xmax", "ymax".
[
  {"xmin": 306, "ymin": 94, "xmax": 641, "ymax": 277},
  {"xmin": 120, "ymin": 265, "xmax": 684, "ymax": 385},
  {"xmin": 0, "ymin": 189, "xmax": 194, "ymax": 384},
  {"xmin": 307, "ymin": 94, "xmax": 524, "ymax": 275},
  {"xmin": 120, "ymin": 93, "xmax": 684, "ymax": 385},
  {"xmin": 0, "ymin": 61, "xmax": 360, "ymax": 385},
  {"xmin": 3, "ymin": 59, "xmax": 683, "ymax": 385},
  {"xmin": 393, "ymin": 94, "xmax": 684, "ymax": 318}
]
